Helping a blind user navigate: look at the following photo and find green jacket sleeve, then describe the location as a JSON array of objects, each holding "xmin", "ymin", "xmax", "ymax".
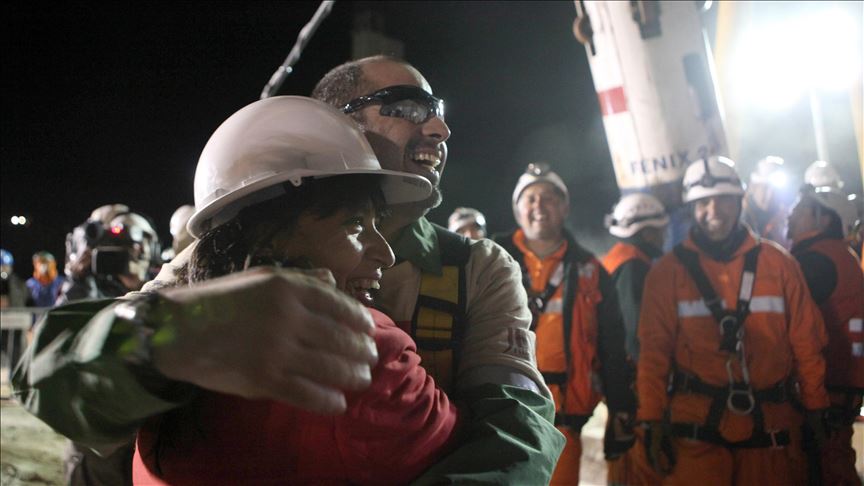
[
  {"xmin": 11, "ymin": 298, "xmax": 195, "ymax": 449},
  {"xmin": 411, "ymin": 383, "xmax": 564, "ymax": 485}
]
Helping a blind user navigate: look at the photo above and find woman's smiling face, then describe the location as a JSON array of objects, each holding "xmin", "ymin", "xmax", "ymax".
[{"xmin": 272, "ymin": 197, "xmax": 394, "ymax": 306}]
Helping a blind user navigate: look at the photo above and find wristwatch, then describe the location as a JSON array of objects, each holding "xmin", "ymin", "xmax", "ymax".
[{"xmin": 114, "ymin": 293, "xmax": 162, "ymax": 367}]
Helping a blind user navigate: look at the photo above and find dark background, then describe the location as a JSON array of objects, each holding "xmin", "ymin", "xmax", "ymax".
[{"xmin": 2, "ymin": 1, "xmax": 861, "ymax": 278}]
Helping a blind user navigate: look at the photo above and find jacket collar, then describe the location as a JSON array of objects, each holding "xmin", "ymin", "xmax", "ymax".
[
  {"xmin": 790, "ymin": 229, "xmax": 841, "ymax": 254},
  {"xmin": 622, "ymin": 236, "xmax": 663, "ymax": 260},
  {"xmin": 389, "ymin": 217, "xmax": 442, "ymax": 275},
  {"xmin": 512, "ymin": 228, "xmax": 569, "ymax": 262},
  {"xmin": 685, "ymin": 224, "xmax": 756, "ymax": 262}
]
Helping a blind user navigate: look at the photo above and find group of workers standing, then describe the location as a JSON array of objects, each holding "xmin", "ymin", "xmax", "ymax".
[
  {"xmin": 449, "ymin": 152, "xmax": 862, "ymax": 485},
  {"xmin": 6, "ymin": 53, "xmax": 863, "ymax": 486}
]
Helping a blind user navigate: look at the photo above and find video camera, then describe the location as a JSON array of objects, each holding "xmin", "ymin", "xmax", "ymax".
[{"xmin": 65, "ymin": 212, "xmax": 161, "ymax": 280}]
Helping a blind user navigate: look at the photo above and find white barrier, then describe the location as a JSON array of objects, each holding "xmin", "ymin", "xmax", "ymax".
[{"xmin": 1, "ymin": 308, "xmax": 48, "ymax": 385}]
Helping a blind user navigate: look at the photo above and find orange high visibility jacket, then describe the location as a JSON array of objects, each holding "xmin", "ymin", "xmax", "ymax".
[
  {"xmin": 637, "ymin": 230, "xmax": 829, "ymax": 441},
  {"xmin": 792, "ymin": 232, "xmax": 864, "ymax": 391},
  {"xmin": 602, "ymin": 241, "xmax": 651, "ymax": 276},
  {"xmin": 497, "ymin": 229, "xmax": 634, "ymax": 425}
]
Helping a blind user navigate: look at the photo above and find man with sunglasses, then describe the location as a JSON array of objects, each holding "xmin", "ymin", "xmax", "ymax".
[
  {"xmin": 636, "ymin": 156, "xmax": 830, "ymax": 484},
  {"xmin": 13, "ymin": 56, "xmax": 563, "ymax": 484},
  {"xmin": 312, "ymin": 55, "xmax": 563, "ymax": 483}
]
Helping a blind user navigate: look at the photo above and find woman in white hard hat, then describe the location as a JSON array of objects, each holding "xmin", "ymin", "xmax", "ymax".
[{"xmin": 130, "ymin": 97, "xmax": 458, "ymax": 485}]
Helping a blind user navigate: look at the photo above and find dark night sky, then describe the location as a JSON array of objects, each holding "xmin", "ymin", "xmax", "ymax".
[
  {"xmin": 2, "ymin": 1, "xmax": 618, "ymax": 274},
  {"xmin": 3, "ymin": 2, "xmax": 861, "ymax": 277}
]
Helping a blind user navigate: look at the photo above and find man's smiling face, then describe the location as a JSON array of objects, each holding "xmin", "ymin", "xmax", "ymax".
[{"xmin": 352, "ymin": 60, "xmax": 451, "ymax": 212}]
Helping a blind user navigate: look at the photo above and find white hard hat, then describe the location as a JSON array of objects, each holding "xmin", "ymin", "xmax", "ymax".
[
  {"xmin": 682, "ymin": 156, "xmax": 745, "ymax": 203},
  {"xmin": 749, "ymin": 156, "xmax": 788, "ymax": 188},
  {"xmin": 448, "ymin": 207, "xmax": 487, "ymax": 233},
  {"xmin": 606, "ymin": 192, "xmax": 669, "ymax": 238},
  {"xmin": 188, "ymin": 96, "xmax": 432, "ymax": 238},
  {"xmin": 170, "ymin": 205, "xmax": 196, "ymax": 238},
  {"xmin": 169, "ymin": 204, "xmax": 196, "ymax": 255},
  {"xmin": 89, "ymin": 204, "xmax": 130, "ymax": 225},
  {"xmin": 804, "ymin": 160, "xmax": 844, "ymax": 189},
  {"xmin": 512, "ymin": 163, "xmax": 569, "ymax": 216},
  {"xmin": 800, "ymin": 185, "xmax": 858, "ymax": 237}
]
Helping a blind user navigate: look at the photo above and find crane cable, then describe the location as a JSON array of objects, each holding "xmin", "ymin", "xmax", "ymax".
[{"xmin": 260, "ymin": 0, "xmax": 336, "ymax": 100}]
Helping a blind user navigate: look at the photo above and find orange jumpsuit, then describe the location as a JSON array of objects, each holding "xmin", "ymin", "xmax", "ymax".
[
  {"xmin": 637, "ymin": 230, "xmax": 829, "ymax": 486},
  {"xmin": 603, "ymin": 241, "xmax": 662, "ymax": 486},
  {"xmin": 791, "ymin": 230, "xmax": 864, "ymax": 486},
  {"xmin": 499, "ymin": 229, "xmax": 634, "ymax": 485}
]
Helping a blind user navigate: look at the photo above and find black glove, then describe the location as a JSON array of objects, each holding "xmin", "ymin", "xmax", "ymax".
[
  {"xmin": 643, "ymin": 421, "xmax": 676, "ymax": 475},
  {"xmin": 604, "ymin": 411, "xmax": 635, "ymax": 460},
  {"xmin": 804, "ymin": 409, "xmax": 828, "ymax": 449}
]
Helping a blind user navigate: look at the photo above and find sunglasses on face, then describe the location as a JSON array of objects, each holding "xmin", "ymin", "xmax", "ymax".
[{"xmin": 342, "ymin": 85, "xmax": 445, "ymax": 124}]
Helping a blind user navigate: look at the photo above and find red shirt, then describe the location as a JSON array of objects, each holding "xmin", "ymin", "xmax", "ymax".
[{"xmin": 133, "ymin": 308, "xmax": 458, "ymax": 485}]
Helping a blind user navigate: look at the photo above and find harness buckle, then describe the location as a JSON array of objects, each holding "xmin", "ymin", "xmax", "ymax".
[
  {"xmin": 718, "ymin": 314, "xmax": 739, "ymax": 352},
  {"xmin": 727, "ymin": 385, "xmax": 756, "ymax": 415},
  {"xmin": 768, "ymin": 430, "xmax": 783, "ymax": 449}
]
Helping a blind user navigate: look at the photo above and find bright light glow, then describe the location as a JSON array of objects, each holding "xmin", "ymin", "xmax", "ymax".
[
  {"xmin": 10, "ymin": 216, "xmax": 27, "ymax": 226},
  {"xmin": 110, "ymin": 224, "xmax": 123, "ymax": 235},
  {"xmin": 769, "ymin": 171, "xmax": 789, "ymax": 189},
  {"xmin": 11, "ymin": 216, "xmax": 19, "ymax": 225},
  {"xmin": 731, "ymin": 8, "xmax": 862, "ymax": 111}
]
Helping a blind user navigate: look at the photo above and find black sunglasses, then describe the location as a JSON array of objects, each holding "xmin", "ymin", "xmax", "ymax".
[{"xmin": 342, "ymin": 85, "xmax": 445, "ymax": 124}]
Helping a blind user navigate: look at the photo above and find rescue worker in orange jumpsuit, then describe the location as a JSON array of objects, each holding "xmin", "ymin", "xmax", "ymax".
[
  {"xmin": 602, "ymin": 192, "xmax": 669, "ymax": 485},
  {"xmin": 495, "ymin": 163, "xmax": 635, "ymax": 485},
  {"xmin": 637, "ymin": 156, "xmax": 830, "ymax": 485},
  {"xmin": 788, "ymin": 184, "xmax": 863, "ymax": 486}
]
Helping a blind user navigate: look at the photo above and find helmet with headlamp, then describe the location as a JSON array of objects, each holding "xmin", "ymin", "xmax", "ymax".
[
  {"xmin": 681, "ymin": 156, "xmax": 745, "ymax": 203},
  {"xmin": 804, "ymin": 160, "xmax": 844, "ymax": 190}
]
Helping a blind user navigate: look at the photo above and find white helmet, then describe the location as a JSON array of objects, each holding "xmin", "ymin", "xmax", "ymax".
[
  {"xmin": 448, "ymin": 207, "xmax": 487, "ymax": 234},
  {"xmin": 800, "ymin": 185, "xmax": 859, "ymax": 237},
  {"xmin": 749, "ymin": 156, "xmax": 788, "ymax": 188},
  {"xmin": 804, "ymin": 160, "xmax": 843, "ymax": 189},
  {"xmin": 682, "ymin": 156, "xmax": 745, "ymax": 203},
  {"xmin": 512, "ymin": 163, "xmax": 569, "ymax": 217},
  {"xmin": 188, "ymin": 96, "xmax": 432, "ymax": 238},
  {"xmin": 89, "ymin": 204, "xmax": 130, "ymax": 225},
  {"xmin": 169, "ymin": 205, "xmax": 196, "ymax": 254},
  {"xmin": 606, "ymin": 193, "xmax": 669, "ymax": 238}
]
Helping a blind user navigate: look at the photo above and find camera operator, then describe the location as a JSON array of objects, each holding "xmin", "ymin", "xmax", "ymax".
[
  {"xmin": 55, "ymin": 208, "xmax": 161, "ymax": 485},
  {"xmin": 57, "ymin": 210, "xmax": 161, "ymax": 305}
]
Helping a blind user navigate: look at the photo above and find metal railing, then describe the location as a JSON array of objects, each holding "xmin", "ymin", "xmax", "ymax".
[{"xmin": 1, "ymin": 307, "xmax": 48, "ymax": 388}]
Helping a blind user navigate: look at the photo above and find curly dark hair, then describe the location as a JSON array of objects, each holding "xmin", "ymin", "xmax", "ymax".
[{"xmin": 184, "ymin": 175, "xmax": 386, "ymax": 284}]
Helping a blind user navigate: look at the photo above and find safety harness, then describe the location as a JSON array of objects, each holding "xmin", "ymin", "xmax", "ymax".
[
  {"xmin": 497, "ymin": 231, "xmax": 598, "ymax": 431},
  {"xmin": 522, "ymin": 260, "xmax": 565, "ymax": 332},
  {"xmin": 410, "ymin": 225, "xmax": 471, "ymax": 394},
  {"xmin": 671, "ymin": 243, "xmax": 793, "ymax": 448}
]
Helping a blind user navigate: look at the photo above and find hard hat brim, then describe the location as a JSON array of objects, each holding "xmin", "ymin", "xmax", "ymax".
[
  {"xmin": 188, "ymin": 168, "xmax": 431, "ymax": 238},
  {"xmin": 608, "ymin": 215, "xmax": 670, "ymax": 238}
]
